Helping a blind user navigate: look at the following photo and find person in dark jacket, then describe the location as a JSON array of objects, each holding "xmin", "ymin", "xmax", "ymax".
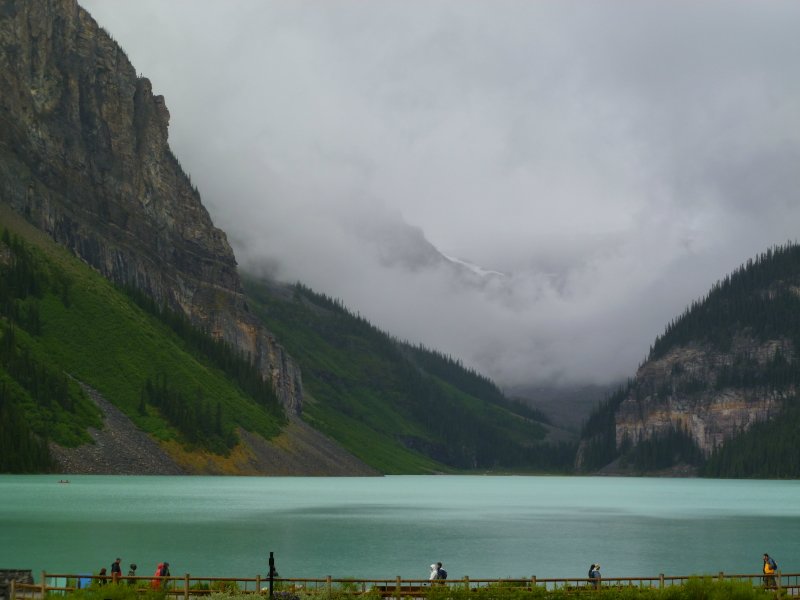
[
  {"xmin": 159, "ymin": 561, "xmax": 171, "ymax": 588},
  {"xmin": 588, "ymin": 564, "xmax": 601, "ymax": 588},
  {"xmin": 110, "ymin": 558, "xmax": 122, "ymax": 584}
]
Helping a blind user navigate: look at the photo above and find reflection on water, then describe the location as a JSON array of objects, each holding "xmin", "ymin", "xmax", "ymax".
[{"xmin": 1, "ymin": 475, "xmax": 799, "ymax": 579}]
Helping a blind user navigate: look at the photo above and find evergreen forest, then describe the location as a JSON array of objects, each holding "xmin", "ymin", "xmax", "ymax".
[
  {"xmin": 242, "ymin": 279, "xmax": 575, "ymax": 473},
  {"xmin": 579, "ymin": 243, "xmax": 800, "ymax": 476},
  {"xmin": 0, "ymin": 214, "xmax": 286, "ymax": 473}
]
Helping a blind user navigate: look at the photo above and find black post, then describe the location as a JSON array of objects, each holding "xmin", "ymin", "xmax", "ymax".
[{"xmin": 268, "ymin": 552, "xmax": 275, "ymax": 600}]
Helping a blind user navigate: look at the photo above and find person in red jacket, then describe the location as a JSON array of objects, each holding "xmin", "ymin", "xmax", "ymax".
[{"xmin": 151, "ymin": 563, "xmax": 164, "ymax": 589}]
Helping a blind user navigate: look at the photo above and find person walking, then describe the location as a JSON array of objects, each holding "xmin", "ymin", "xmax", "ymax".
[
  {"xmin": 159, "ymin": 561, "xmax": 171, "ymax": 589},
  {"xmin": 110, "ymin": 558, "xmax": 122, "ymax": 584},
  {"xmin": 151, "ymin": 563, "xmax": 164, "ymax": 589},
  {"xmin": 763, "ymin": 553, "xmax": 778, "ymax": 589}
]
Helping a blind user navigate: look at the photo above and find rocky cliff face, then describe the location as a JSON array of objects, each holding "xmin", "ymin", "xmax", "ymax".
[
  {"xmin": 577, "ymin": 242, "xmax": 800, "ymax": 475},
  {"xmin": 615, "ymin": 336, "xmax": 794, "ymax": 457},
  {"xmin": 0, "ymin": 0, "xmax": 302, "ymax": 413}
]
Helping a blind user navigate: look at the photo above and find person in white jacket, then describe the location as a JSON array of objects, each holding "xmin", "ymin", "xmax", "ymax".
[{"xmin": 429, "ymin": 564, "xmax": 439, "ymax": 581}]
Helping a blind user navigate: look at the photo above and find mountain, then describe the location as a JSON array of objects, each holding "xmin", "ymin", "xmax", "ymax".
[
  {"xmin": 0, "ymin": 0, "xmax": 382, "ymax": 473},
  {"xmin": 349, "ymin": 209, "xmax": 508, "ymax": 289},
  {"xmin": 242, "ymin": 277, "xmax": 574, "ymax": 473},
  {"xmin": 0, "ymin": 0, "xmax": 566, "ymax": 475},
  {"xmin": 577, "ymin": 244, "xmax": 800, "ymax": 477},
  {"xmin": 0, "ymin": 205, "xmax": 379, "ymax": 474},
  {"xmin": 0, "ymin": 0, "xmax": 303, "ymax": 411}
]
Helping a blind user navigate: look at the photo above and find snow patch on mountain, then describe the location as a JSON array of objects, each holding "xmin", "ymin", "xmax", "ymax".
[{"xmin": 442, "ymin": 253, "xmax": 507, "ymax": 279}]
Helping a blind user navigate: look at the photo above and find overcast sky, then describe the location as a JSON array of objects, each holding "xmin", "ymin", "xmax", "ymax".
[{"xmin": 80, "ymin": 1, "xmax": 800, "ymax": 389}]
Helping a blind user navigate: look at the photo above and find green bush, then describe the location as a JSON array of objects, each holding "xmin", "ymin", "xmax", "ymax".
[
  {"xmin": 659, "ymin": 577, "xmax": 775, "ymax": 600},
  {"xmin": 210, "ymin": 580, "xmax": 241, "ymax": 593},
  {"xmin": 51, "ymin": 583, "xmax": 166, "ymax": 600},
  {"xmin": 424, "ymin": 578, "xmax": 774, "ymax": 600},
  {"xmin": 428, "ymin": 584, "xmax": 549, "ymax": 600},
  {"xmin": 51, "ymin": 578, "xmax": 777, "ymax": 600}
]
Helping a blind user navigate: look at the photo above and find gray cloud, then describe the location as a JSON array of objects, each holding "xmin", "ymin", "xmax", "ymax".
[{"xmin": 81, "ymin": 0, "xmax": 800, "ymax": 387}]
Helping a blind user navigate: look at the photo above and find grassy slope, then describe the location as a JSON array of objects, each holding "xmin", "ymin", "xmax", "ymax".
[
  {"xmin": 246, "ymin": 282, "xmax": 443, "ymax": 473},
  {"xmin": 243, "ymin": 276, "xmax": 554, "ymax": 474},
  {"xmin": 0, "ymin": 205, "xmax": 283, "ymax": 454}
]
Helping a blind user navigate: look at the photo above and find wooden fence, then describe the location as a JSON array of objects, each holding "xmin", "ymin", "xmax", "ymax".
[{"xmin": 8, "ymin": 571, "xmax": 800, "ymax": 599}]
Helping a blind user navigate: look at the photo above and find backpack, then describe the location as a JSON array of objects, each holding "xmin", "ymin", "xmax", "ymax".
[
  {"xmin": 769, "ymin": 558, "xmax": 777, "ymax": 571},
  {"xmin": 437, "ymin": 569, "xmax": 447, "ymax": 580}
]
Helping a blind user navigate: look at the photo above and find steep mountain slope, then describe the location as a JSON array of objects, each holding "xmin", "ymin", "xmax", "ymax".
[
  {"xmin": 0, "ymin": 206, "xmax": 376, "ymax": 474},
  {"xmin": 577, "ymin": 244, "xmax": 800, "ymax": 477},
  {"xmin": 0, "ymin": 0, "xmax": 302, "ymax": 410},
  {"xmin": 1, "ymin": 0, "xmax": 562, "ymax": 475},
  {"xmin": 243, "ymin": 277, "xmax": 575, "ymax": 473}
]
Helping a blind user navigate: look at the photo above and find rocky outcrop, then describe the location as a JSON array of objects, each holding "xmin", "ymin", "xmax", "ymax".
[
  {"xmin": 0, "ymin": 0, "xmax": 302, "ymax": 412},
  {"xmin": 615, "ymin": 337, "xmax": 794, "ymax": 456}
]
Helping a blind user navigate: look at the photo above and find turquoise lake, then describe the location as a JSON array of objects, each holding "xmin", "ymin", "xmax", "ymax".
[{"xmin": 1, "ymin": 475, "xmax": 798, "ymax": 580}]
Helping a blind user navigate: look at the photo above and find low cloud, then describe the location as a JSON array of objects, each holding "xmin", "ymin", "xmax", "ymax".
[{"xmin": 81, "ymin": 0, "xmax": 800, "ymax": 387}]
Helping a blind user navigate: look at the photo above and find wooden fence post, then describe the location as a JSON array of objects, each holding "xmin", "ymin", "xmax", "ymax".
[
  {"xmin": 184, "ymin": 573, "xmax": 189, "ymax": 600},
  {"xmin": 41, "ymin": 571, "xmax": 46, "ymax": 598},
  {"xmin": 256, "ymin": 575, "xmax": 261, "ymax": 594},
  {"xmin": 531, "ymin": 576, "xmax": 537, "ymax": 589},
  {"xmin": 718, "ymin": 572, "xmax": 724, "ymax": 582},
  {"xmin": 10, "ymin": 578, "xmax": 15, "ymax": 600},
  {"xmin": 394, "ymin": 576, "xmax": 401, "ymax": 600},
  {"xmin": 464, "ymin": 576, "xmax": 469, "ymax": 591},
  {"xmin": 659, "ymin": 574, "xmax": 664, "ymax": 589},
  {"xmin": 776, "ymin": 570, "xmax": 782, "ymax": 592},
  {"xmin": 327, "ymin": 576, "xmax": 333, "ymax": 597}
]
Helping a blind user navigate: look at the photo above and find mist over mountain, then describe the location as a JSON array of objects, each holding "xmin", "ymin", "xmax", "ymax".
[
  {"xmin": 2, "ymin": 0, "xmax": 570, "ymax": 474},
  {"xmin": 79, "ymin": 0, "xmax": 800, "ymax": 390},
  {"xmin": 507, "ymin": 383, "xmax": 616, "ymax": 432}
]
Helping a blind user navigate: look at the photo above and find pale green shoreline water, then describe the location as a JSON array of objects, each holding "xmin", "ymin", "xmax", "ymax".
[{"xmin": 1, "ymin": 475, "xmax": 799, "ymax": 580}]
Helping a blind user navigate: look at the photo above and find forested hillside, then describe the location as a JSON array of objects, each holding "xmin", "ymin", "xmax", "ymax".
[
  {"xmin": 0, "ymin": 208, "xmax": 571, "ymax": 475},
  {"xmin": 243, "ymin": 278, "xmax": 574, "ymax": 474},
  {"xmin": 650, "ymin": 245, "xmax": 800, "ymax": 362},
  {"xmin": 0, "ymin": 210, "xmax": 286, "ymax": 473},
  {"xmin": 578, "ymin": 243, "xmax": 800, "ymax": 477}
]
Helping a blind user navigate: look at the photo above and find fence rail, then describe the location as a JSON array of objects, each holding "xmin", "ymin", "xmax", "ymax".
[{"xmin": 8, "ymin": 571, "xmax": 800, "ymax": 599}]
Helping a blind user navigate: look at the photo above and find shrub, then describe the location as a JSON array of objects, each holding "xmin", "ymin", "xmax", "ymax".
[{"xmin": 52, "ymin": 583, "xmax": 166, "ymax": 600}]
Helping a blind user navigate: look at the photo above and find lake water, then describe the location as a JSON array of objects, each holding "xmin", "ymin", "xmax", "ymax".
[{"xmin": 1, "ymin": 475, "xmax": 799, "ymax": 581}]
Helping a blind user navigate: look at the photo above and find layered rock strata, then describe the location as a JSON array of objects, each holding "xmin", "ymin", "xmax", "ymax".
[
  {"xmin": 0, "ymin": 0, "xmax": 302, "ymax": 413},
  {"xmin": 615, "ymin": 337, "xmax": 794, "ymax": 456}
]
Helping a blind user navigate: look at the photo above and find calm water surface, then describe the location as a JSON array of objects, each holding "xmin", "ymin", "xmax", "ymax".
[{"xmin": 1, "ymin": 475, "xmax": 799, "ymax": 580}]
